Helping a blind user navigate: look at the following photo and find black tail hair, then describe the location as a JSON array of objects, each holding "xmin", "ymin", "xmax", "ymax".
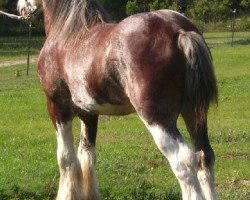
[{"xmin": 178, "ymin": 30, "xmax": 218, "ymax": 122}]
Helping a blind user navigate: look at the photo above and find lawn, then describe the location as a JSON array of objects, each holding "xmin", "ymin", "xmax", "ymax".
[{"xmin": 0, "ymin": 32, "xmax": 249, "ymax": 199}]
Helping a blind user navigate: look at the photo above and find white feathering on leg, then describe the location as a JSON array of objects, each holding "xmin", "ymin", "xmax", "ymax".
[
  {"xmin": 56, "ymin": 122, "xmax": 84, "ymax": 200},
  {"xmin": 197, "ymin": 151, "xmax": 217, "ymax": 200},
  {"xmin": 140, "ymin": 118, "xmax": 206, "ymax": 200}
]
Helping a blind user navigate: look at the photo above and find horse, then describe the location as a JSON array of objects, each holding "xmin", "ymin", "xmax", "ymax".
[{"xmin": 17, "ymin": 0, "xmax": 218, "ymax": 199}]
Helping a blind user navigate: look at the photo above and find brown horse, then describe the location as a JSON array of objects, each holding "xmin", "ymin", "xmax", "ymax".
[{"xmin": 17, "ymin": 0, "xmax": 218, "ymax": 199}]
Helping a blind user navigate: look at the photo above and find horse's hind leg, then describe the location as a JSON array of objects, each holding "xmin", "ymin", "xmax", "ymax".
[
  {"xmin": 47, "ymin": 99, "xmax": 84, "ymax": 200},
  {"xmin": 140, "ymin": 115, "xmax": 205, "ymax": 200},
  {"xmin": 182, "ymin": 109, "xmax": 217, "ymax": 200},
  {"xmin": 78, "ymin": 114, "xmax": 100, "ymax": 200}
]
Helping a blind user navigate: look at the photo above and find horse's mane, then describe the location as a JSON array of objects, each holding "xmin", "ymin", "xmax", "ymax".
[{"xmin": 45, "ymin": 0, "xmax": 109, "ymax": 42}]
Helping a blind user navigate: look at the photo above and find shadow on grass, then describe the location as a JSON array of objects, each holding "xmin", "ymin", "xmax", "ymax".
[
  {"xmin": 228, "ymin": 39, "xmax": 250, "ymax": 46},
  {"xmin": 207, "ymin": 38, "xmax": 250, "ymax": 49},
  {"xmin": 0, "ymin": 183, "xmax": 57, "ymax": 200},
  {"xmin": 205, "ymin": 35, "xmax": 232, "ymax": 40},
  {"xmin": 0, "ymin": 181, "xmax": 180, "ymax": 200},
  {"xmin": 102, "ymin": 181, "xmax": 181, "ymax": 200}
]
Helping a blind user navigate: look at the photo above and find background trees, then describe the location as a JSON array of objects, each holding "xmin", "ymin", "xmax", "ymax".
[
  {"xmin": 0, "ymin": 0, "xmax": 8, "ymax": 9},
  {"xmin": 100, "ymin": 0, "xmax": 127, "ymax": 20},
  {"xmin": 0, "ymin": 0, "xmax": 16, "ymax": 11},
  {"xmin": 0, "ymin": 0, "xmax": 249, "ymax": 19},
  {"xmin": 0, "ymin": 0, "xmax": 249, "ymax": 35},
  {"xmin": 125, "ymin": 0, "xmax": 249, "ymax": 22}
]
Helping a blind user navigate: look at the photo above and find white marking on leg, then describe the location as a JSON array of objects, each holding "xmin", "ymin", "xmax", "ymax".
[
  {"xmin": 141, "ymin": 119, "xmax": 206, "ymax": 200},
  {"xmin": 197, "ymin": 151, "xmax": 217, "ymax": 200},
  {"xmin": 77, "ymin": 121, "xmax": 100, "ymax": 200},
  {"xmin": 56, "ymin": 122, "xmax": 84, "ymax": 200}
]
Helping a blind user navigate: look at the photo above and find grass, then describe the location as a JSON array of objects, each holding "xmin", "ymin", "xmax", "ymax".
[
  {"xmin": 0, "ymin": 32, "xmax": 249, "ymax": 199},
  {"xmin": 204, "ymin": 32, "xmax": 250, "ymax": 47}
]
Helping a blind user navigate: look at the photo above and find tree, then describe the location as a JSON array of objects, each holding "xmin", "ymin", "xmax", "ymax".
[
  {"xmin": 126, "ymin": 0, "xmax": 168, "ymax": 15},
  {"xmin": 213, "ymin": 0, "xmax": 231, "ymax": 21},
  {"xmin": 190, "ymin": 0, "xmax": 212, "ymax": 22},
  {"xmin": 240, "ymin": 0, "xmax": 250, "ymax": 9},
  {"xmin": 126, "ymin": 0, "xmax": 141, "ymax": 16},
  {"xmin": 137, "ymin": 0, "xmax": 151, "ymax": 12},
  {"xmin": 168, "ymin": 0, "xmax": 194, "ymax": 13},
  {"xmin": 228, "ymin": 0, "xmax": 250, "ymax": 10},
  {"xmin": 100, "ymin": 0, "xmax": 127, "ymax": 21},
  {"xmin": 0, "ymin": 0, "xmax": 18, "ymax": 12},
  {"xmin": 0, "ymin": 0, "xmax": 8, "ymax": 9},
  {"xmin": 190, "ymin": 0, "xmax": 232, "ymax": 22},
  {"xmin": 149, "ymin": 0, "xmax": 168, "ymax": 11}
]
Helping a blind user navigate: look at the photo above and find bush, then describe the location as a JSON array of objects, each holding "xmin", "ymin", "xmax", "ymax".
[{"xmin": 193, "ymin": 16, "xmax": 250, "ymax": 32}]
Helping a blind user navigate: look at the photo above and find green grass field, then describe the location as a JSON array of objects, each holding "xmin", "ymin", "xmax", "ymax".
[{"xmin": 0, "ymin": 32, "xmax": 249, "ymax": 200}]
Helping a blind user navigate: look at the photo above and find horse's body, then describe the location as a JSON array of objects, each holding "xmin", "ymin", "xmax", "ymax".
[{"xmin": 17, "ymin": 1, "xmax": 218, "ymax": 200}]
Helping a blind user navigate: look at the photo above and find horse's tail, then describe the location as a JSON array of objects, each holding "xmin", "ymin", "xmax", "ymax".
[{"xmin": 178, "ymin": 31, "xmax": 218, "ymax": 123}]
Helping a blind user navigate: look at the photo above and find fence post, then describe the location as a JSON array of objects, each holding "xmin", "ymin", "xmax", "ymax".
[
  {"xmin": 231, "ymin": 9, "xmax": 236, "ymax": 47},
  {"xmin": 27, "ymin": 22, "xmax": 32, "ymax": 76}
]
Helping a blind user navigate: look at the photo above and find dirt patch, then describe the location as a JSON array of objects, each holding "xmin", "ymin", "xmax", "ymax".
[
  {"xmin": 220, "ymin": 152, "xmax": 249, "ymax": 160},
  {"xmin": 0, "ymin": 58, "xmax": 38, "ymax": 68},
  {"xmin": 241, "ymin": 179, "xmax": 250, "ymax": 186}
]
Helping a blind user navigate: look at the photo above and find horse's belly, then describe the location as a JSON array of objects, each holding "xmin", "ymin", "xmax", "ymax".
[
  {"xmin": 93, "ymin": 103, "xmax": 135, "ymax": 115},
  {"xmin": 72, "ymin": 94, "xmax": 135, "ymax": 116}
]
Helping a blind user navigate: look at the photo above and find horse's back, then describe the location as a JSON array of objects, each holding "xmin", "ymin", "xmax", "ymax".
[
  {"xmin": 153, "ymin": 9, "xmax": 199, "ymax": 32},
  {"xmin": 117, "ymin": 9, "xmax": 199, "ymax": 39}
]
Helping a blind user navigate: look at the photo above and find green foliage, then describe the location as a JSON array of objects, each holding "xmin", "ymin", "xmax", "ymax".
[
  {"xmin": 214, "ymin": 0, "xmax": 231, "ymax": 21},
  {"xmin": 126, "ymin": 0, "xmax": 141, "ymax": 16},
  {"xmin": 126, "ymin": 0, "xmax": 177, "ymax": 15},
  {"xmin": 126, "ymin": 0, "xmax": 153, "ymax": 16},
  {"xmin": 100, "ymin": 0, "xmax": 127, "ymax": 21},
  {"xmin": 189, "ymin": 0, "xmax": 211, "ymax": 22},
  {"xmin": 190, "ymin": 0, "xmax": 232, "ymax": 22},
  {"xmin": 124, "ymin": 0, "xmax": 250, "ymax": 21},
  {"xmin": 0, "ymin": 0, "xmax": 8, "ymax": 9},
  {"xmin": 149, "ymin": 0, "xmax": 168, "ymax": 11},
  {"xmin": 0, "ymin": 0, "xmax": 17, "ymax": 11},
  {"xmin": 240, "ymin": 0, "xmax": 250, "ymax": 9},
  {"xmin": 168, "ymin": 0, "xmax": 193, "ymax": 13}
]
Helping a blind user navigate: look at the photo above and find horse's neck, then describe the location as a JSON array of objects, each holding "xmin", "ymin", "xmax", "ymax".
[
  {"xmin": 41, "ymin": 0, "xmax": 109, "ymax": 38},
  {"xmin": 42, "ymin": 0, "xmax": 56, "ymax": 36},
  {"xmin": 43, "ymin": 10, "xmax": 52, "ymax": 36}
]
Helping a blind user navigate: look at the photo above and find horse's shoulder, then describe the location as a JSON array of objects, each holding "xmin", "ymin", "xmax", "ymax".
[
  {"xmin": 37, "ymin": 40, "xmax": 63, "ymax": 93},
  {"xmin": 38, "ymin": 39, "xmax": 59, "ymax": 64}
]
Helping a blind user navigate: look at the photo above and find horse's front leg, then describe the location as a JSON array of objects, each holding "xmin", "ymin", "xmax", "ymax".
[
  {"xmin": 47, "ymin": 99, "xmax": 84, "ymax": 200},
  {"xmin": 78, "ymin": 114, "xmax": 100, "ymax": 200}
]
